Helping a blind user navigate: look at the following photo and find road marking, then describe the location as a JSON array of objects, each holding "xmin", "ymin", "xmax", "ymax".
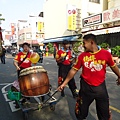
[
  {"xmin": 1, "ymin": 83, "xmax": 20, "ymax": 112},
  {"xmin": 0, "ymin": 83, "xmax": 12, "ymax": 86},
  {"xmin": 9, "ymin": 101, "xmax": 20, "ymax": 112},
  {"xmin": 106, "ymin": 71, "xmax": 114, "ymax": 74},
  {"xmin": 110, "ymin": 106, "xmax": 120, "ymax": 114},
  {"xmin": 3, "ymin": 93, "xmax": 10, "ymax": 102},
  {"xmin": 1, "ymin": 83, "xmax": 12, "ymax": 93}
]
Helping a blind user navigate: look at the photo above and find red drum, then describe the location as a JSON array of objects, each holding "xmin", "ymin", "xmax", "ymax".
[{"xmin": 18, "ymin": 66, "xmax": 49, "ymax": 97}]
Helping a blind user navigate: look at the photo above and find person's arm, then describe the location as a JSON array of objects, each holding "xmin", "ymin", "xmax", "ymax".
[
  {"xmin": 56, "ymin": 56, "xmax": 63, "ymax": 63},
  {"xmin": 55, "ymin": 50, "xmax": 64, "ymax": 63},
  {"xmin": 13, "ymin": 53, "xmax": 20, "ymax": 70},
  {"xmin": 57, "ymin": 68, "xmax": 78, "ymax": 91},
  {"xmin": 13, "ymin": 60, "xmax": 20, "ymax": 70},
  {"xmin": 110, "ymin": 65, "xmax": 120, "ymax": 85}
]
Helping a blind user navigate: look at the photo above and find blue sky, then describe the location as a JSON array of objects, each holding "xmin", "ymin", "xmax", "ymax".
[{"xmin": 0, "ymin": 0, "xmax": 44, "ymax": 30}]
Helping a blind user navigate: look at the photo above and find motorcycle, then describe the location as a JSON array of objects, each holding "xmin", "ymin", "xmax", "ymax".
[{"xmin": 11, "ymin": 49, "xmax": 18, "ymax": 57}]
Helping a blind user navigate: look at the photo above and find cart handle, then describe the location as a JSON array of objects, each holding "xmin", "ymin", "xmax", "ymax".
[{"xmin": 43, "ymin": 90, "xmax": 58, "ymax": 104}]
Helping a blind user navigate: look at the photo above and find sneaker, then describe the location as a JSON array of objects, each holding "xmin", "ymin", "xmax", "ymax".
[{"xmin": 72, "ymin": 89, "xmax": 79, "ymax": 99}]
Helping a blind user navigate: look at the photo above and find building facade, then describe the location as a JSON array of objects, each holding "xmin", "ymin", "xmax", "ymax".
[
  {"xmin": 82, "ymin": 0, "xmax": 120, "ymax": 47},
  {"xmin": 43, "ymin": 0, "xmax": 107, "ymax": 41},
  {"xmin": 17, "ymin": 17, "xmax": 44, "ymax": 48}
]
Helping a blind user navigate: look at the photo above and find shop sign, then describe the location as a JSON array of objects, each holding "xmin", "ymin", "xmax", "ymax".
[
  {"xmin": 66, "ymin": 4, "xmax": 77, "ymax": 30},
  {"xmin": 102, "ymin": 5, "xmax": 120, "ymax": 24},
  {"xmin": 82, "ymin": 13, "xmax": 102, "ymax": 27}
]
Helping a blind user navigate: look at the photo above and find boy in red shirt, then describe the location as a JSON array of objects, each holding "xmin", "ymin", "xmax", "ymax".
[
  {"xmin": 58, "ymin": 34, "xmax": 120, "ymax": 120},
  {"xmin": 56, "ymin": 40, "xmax": 78, "ymax": 98}
]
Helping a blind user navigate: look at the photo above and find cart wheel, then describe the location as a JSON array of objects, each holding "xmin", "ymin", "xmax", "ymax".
[
  {"xmin": 23, "ymin": 112, "xmax": 28, "ymax": 120},
  {"xmin": 50, "ymin": 104, "xmax": 55, "ymax": 111},
  {"xmin": 49, "ymin": 84, "xmax": 52, "ymax": 91}
]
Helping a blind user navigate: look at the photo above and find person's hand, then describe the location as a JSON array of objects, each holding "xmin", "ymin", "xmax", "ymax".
[
  {"xmin": 116, "ymin": 77, "xmax": 120, "ymax": 85},
  {"xmin": 16, "ymin": 66, "xmax": 20, "ymax": 70},
  {"xmin": 57, "ymin": 84, "xmax": 65, "ymax": 92}
]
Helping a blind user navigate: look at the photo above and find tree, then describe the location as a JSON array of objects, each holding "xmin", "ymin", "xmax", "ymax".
[{"xmin": 0, "ymin": 14, "xmax": 5, "ymax": 24}]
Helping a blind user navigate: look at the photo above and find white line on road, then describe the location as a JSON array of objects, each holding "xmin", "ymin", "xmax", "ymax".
[
  {"xmin": 1, "ymin": 83, "xmax": 20, "ymax": 112},
  {"xmin": 106, "ymin": 71, "xmax": 114, "ymax": 74},
  {"xmin": 1, "ymin": 83, "xmax": 13, "ymax": 94},
  {"xmin": 0, "ymin": 83, "xmax": 12, "ymax": 86},
  {"xmin": 3, "ymin": 93, "xmax": 11, "ymax": 102},
  {"xmin": 9, "ymin": 101, "xmax": 21, "ymax": 112}
]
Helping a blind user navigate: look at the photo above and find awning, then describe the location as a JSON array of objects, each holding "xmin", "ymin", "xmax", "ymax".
[
  {"xmin": 24, "ymin": 40, "xmax": 39, "ymax": 44},
  {"xmin": 43, "ymin": 34, "xmax": 82, "ymax": 43},
  {"xmin": 82, "ymin": 26, "xmax": 120, "ymax": 35}
]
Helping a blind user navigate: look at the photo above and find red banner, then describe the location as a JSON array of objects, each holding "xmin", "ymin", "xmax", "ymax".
[{"xmin": 11, "ymin": 23, "xmax": 15, "ymax": 35}]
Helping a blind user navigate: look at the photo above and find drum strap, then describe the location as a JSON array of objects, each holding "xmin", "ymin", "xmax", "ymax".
[{"xmin": 18, "ymin": 52, "xmax": 29, "ymax": 67}]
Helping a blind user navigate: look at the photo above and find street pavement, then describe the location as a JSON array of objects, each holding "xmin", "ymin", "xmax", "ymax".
[{"xmin": 0, "ymin": 53, "xmax": 120, "ymax": 120}]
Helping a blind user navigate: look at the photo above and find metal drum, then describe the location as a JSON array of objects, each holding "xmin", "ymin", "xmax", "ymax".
[{"xmin": 18, "ymin": 66, "xmax": 49, "ymax": 97}]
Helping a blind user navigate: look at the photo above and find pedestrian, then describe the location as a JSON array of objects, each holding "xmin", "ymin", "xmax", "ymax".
[
  {"xmin": 56, "ymin": 40, "xmax": 78, "ymax": 98},
  {"xmin": 53, "ymin": 45, "xmax": 57, "ymax": 59},
  {"xmin": 107, "ymin": 46, "xmax": 111, "ymax": 53},
  {"xmin": 78, "ymin": 42, "xmax": 84, "ymax": 55},
  {"xmin": 1, "ymin": 46, "xmax": 6, "ymax": 64},
  {"xmin": 19, "ymin": 46, "xmax": 23, "ymax": 52},
  {"xmin": 57, "ymin": 34, "xmax": 120, "ymax": 120}
]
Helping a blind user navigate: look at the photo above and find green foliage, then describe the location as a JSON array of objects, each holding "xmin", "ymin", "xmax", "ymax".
[
  {"xmin": 73, "ymin": 41, "xmax": 83, "ymax": 53},
  {"xmin": 111, "ymin": 46, "xmax": 120, "ymax": 57},
  {"xmin": 99, "ymin": 43, "xmax": 109, "ymax": 49},
  {"xmin": 0, "ymin": 13, "xmax": 5, "ymax": 21},
  {"xmin": 47, "ymin": 43, "xmax": 54, "ymax": 54}
]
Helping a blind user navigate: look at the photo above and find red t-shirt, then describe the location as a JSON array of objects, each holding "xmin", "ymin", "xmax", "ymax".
[
  {"xmin": 73, "ymin": 49, "xmax": 115, "ymax": 86},
  {"xmin": 14, "ymin": 52, "xmax": 32, "ymax": 68},
  {"xmin": 56, "ymin": 50, "xmax": 72, "ymax": 65}
]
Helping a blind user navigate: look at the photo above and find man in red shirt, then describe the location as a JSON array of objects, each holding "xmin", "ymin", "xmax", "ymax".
[
  {"xmin": 56, "ymin": 40, "xmax": 78, "ymax": 98},
  {"xmin": 58, "ymin": 34, "xmax": 120, "ymax": 120}
]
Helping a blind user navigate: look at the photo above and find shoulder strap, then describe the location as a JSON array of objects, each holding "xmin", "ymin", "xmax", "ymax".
[{"xmin": 18, "ymin": 52, "xmax": 29, "ymax": 67}]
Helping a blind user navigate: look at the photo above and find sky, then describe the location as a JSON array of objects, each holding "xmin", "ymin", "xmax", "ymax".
[{"xmin": 0, "ymin": 0, "xmax": 44, "ymax": 30}]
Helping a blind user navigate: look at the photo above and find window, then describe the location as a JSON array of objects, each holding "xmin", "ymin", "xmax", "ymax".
[
  {"xmin": 89, "ymin": 0, "xmax": 100, "ymax": 4},
  {"xmin": 26, "ymin": 33, "xmax": 31, "ymax": 39}
]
